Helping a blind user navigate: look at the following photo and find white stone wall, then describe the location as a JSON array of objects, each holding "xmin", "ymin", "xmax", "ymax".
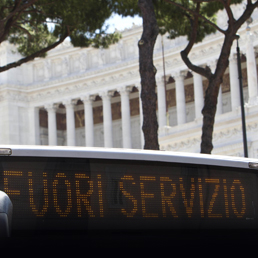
[{"xmin": 0, "ymin": 3, "xmax": 258, "ymax": 159}]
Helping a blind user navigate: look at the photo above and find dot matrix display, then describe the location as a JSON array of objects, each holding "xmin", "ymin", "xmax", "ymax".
[{"xmin": 0, "ymin": 157, "xmax": 257, "ymax": 231}]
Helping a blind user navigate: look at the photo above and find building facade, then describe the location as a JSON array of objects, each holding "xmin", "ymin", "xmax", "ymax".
[{"xmin": 0, "ymin": 4, "xmax": 258, "ymax": 158}]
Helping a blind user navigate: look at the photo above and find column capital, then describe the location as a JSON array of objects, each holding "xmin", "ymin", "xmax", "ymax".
[
  {"xmin": 118, "ymin": 85, "xmax": 133, "ymax": 95},
  {"xmin": 81, "ymin": 94, "xmax": 97, "ymax": 104},
  {"xmin": 245, "ymin": 31, "xmax": 255, "ymax": 43},
  {"xmin": 155, "ymin": 75, "xmax": 164, "ymax": 84},
  {"xmin": 229, "ymin": 53, "xmax": 238, "ymax": 63},
  {"xmin": 62, "ymin": 99, "xmax": 77, "ymax": 107},
  {"xmin": 44, "ymin": 103, "xmax": 59, "ymax": 112},
  {"xmin": 172, "ymin": 70, "xmax": 187, "ymax": 81},
  {"xmin": 99, "ymin": 90, "xmax": 115, "ymax": 100},
  {"xmin": 156, "ymin": 76, "xmax": 168, "ymax": 87}
]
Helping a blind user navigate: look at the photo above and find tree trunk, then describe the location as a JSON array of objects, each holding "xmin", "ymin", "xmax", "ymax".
[
  {"xmin": 200, "ymin": 76, "xmax": 220, "ymax": 154},
  {"xmin": 168, "ymin": 1, "xmax": 258, "ymax": 154},
  {"xmin": 138, "ymin": 0, "xmax": 159, "ymax": 150},
  {"xmin": 200, "ymin": 35, "xmax": 235, "ymax": 154}
]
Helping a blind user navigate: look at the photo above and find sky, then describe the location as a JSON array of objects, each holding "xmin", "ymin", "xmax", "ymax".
[{"xmin": 105, "ymin": 14, "xmax": 142, "ymax": 32}]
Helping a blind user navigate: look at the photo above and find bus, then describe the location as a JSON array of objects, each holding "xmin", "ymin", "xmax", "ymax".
[{"xmin": 1, "ymin": 145, "xmax": 258, "ymax": 248}]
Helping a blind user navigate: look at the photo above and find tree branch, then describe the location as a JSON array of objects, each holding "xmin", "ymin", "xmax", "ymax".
[
  {"xmin": 0, "ymin": 29, "xmax": 69, "ymax": 73},
  {"xmin": 0, "ymin": 0, "xmax": 39, "ymax": 42},
  {"xmin": 6, "ymin": 0, "xmax": 38, "ymax": 21},
  {"xmin": 181, "ymin": 51, "xmax": 212, "ymax": 78},
  {"xmin": 180, "ymin": 3, "xmax": 212, "ymax": 79},
  {"xmin": 164, "ymin": 0, "xmax": 226, "ymax": 35},
  {"xmin": 192, "ymin": 0, "xmax": 218, "ymax": 2},
  {"xmin": 218, "ymin": 0, "xmax": 235, "ymax": 25},
  {"xmin": 13, "ymin": 24, "xmax": 32, "ymax": 39},
  {"xmin": 235, "ymin": 0, "xmax": 258, "ymax": 30}
]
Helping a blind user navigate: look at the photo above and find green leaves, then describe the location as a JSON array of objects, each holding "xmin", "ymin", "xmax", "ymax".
[
  {"xmin": 154, "ymin": 0, "xmax": 217, "ymax": 42},
  {"xmin": 109, "ymin": 0, "xmax": 140, "ymax": 16},
  {"xmin": 109, "ymin": 0, "xmax": 220, "ymax": 43},
  {"xmin": 9, "ymin": 24, "xmax": 57, "ymax": 57},
  {"xmin": 2, "ymin": 0, "xmax": 121, "ymax": 58},
  {"xmin": 70, "ymin": 29, "xmax": 122, "ymax": 48}
]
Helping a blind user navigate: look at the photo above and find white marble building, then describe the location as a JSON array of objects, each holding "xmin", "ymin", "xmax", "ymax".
[{"xmin": 0, "ymin": 4, "xmax": 258, "ymax": 158}]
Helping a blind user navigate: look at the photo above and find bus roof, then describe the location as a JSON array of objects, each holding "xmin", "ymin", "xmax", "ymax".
[{"xmin": 0, "ymin": 145, "xmax": 257, "ymax": 170}]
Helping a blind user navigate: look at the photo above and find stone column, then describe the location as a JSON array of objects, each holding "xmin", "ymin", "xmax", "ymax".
[
  {"xmin": 229, "ymin": 54, "xmax": 241, "ymax": 110},
  {"xmin": 157, "ymin": 78, "xmax": 167, "ymax": 127},
  {"xmin": 119, "ymin": 86, "xmax": 133, "ymax": 149},
  {"xmin": 29, "ymin": 107, "xmax": 40, "ymax": 145},
  {"xmin": 245, "ymin": 31, "xmax": 258, "ymax": 104},
  {"xmin": 63, "ymin": 99, "xmax": 76, "ymax": 146},
  {"xmin": 81, "ymin": 95, "xmax": 95, "ymax": 147},
  {"xmin": 193, "ymin": 72, "xmax": 204, "ymax": 119},
  {"xmin": 45, "ymin": 103, "xmax": 58, "ymax": 146},
  {"xmin": 173, "ymin": 71, "xmax": 187, "ymax": 125},
  {"xmin": 100, "ymin": 91, "xmax": 114, "ymax": 148},
  {"xmin": 28, "ymin": 106, "xmax": 40, "ymax": 145}
]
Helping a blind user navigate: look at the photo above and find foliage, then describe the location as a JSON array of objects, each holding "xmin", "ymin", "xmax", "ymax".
[
  {"xmin": 109, "ymin": 0, "xmax": 224, "ymax": 150},
  {"xmin": 163, "ymin": 0, "xmax": 258, "ymax": 154},
  {"xmin": 0, "ymin": 0, "xmax": 121, "ymax": 71},
  {"xmin": 155, "ymin": 1, "xmax": 216, "ymax": 42},
  {"xmin": 110, "ymin": 0, "xmax": 225, "ymax": 43},
  {"xmin": 9, "ymin": 24, "xmax": 56, "ymax": 57},
  {"xmin": 111, "ymin": 0, "xmax": 256, "ymax": 153}
]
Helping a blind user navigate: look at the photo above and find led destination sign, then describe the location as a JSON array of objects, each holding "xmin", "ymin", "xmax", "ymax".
[{"xmin": 0, "ymin": 157, "xmax": 257, "ymax": 231}]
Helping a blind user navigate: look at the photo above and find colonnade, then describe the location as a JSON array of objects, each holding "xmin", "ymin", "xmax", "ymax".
[
  {"xmin": 29, "ymin": 32, "xmax": 258, "ymax": 148},
  {"xmin": 31, "ymin": 85, "xmax": 140, "ymax": 148}
]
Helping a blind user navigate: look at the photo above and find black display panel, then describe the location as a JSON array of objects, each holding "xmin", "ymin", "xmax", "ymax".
[{"xmin": 0, "ymin": 156, "xmax": 257, "ymax": 231}]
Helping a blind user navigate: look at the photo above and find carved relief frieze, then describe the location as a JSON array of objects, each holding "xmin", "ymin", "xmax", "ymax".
[
  {"xmin": 213, "ymin": 128, "xmax": 241, "ymax": 142},
  {"xmin": 0, "ymin": 91, "xmax": 28, "ymax": 102},
  {"xmin": 27, "ymin": 67, "xmax": 140, "ymax": 103},
  {"xmin": 212, "ymin": 122, "xmax": 258, "ymax": 143},
  {"xmin": 247, "ymin": 122, "xmax": 258, "ymax": 132},
  {"xmin": 52, "ymin": 58, "xmax": 63, "ymax": 78},
  {"xmin": 160, "ymin": 138, "xmax": 201, "ymax": 151},
  {"xmin": 160, "ymin": 120, "xmax": 258, "ymax": 153},
  {"xmin": 79, "ymin": 52, "xmax": 88, "ymax": 71},
  {"xmin": 24, "ymin": 55, "xmax": 138, "ymax": 91},
  {"xmin": 33, "ymin": 63, "xmax": 44, "ymax": 82},
  {"xmin": 69, "ymin": 54, "xmax": 80, "ymax": 74}
]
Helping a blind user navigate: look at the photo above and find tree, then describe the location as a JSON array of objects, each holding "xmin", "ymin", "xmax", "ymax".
[
  {"xmin": 138, "ymin": 0, "xmax": 159, "ymax": 150},
  {"xmin": 0, "ymin": 0, "xmax": 121, "ymax": 73},
  {"xmin": 111, "ymin": 0, "xmax": 217, "ymax": 150},
  {"xmin": 111, "ymin": 0, "xmax": 160, "ymax": 150},
  {"xmin": 113, "ymin": 0, "xmax": 258, "ymax": 154},
  {"xmin": 164, "ymin": 0, "xmax": 258, "ymax": 154}
]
